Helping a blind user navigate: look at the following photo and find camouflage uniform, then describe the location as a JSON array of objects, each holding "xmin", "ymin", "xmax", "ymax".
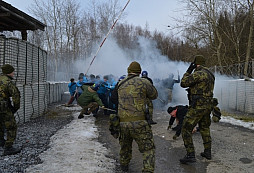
[
  {"xmin": 118, "ymin": 74, "xmax": 158, "ymax": 173},
  {"xmin": 180, "ymin": 66, "xmax": 214, "ymax": 154},
  {"xmin": 77, "ymin": 85, "xmax": 103, "ymax": 115},
  {"xmin": 0, "ymin": 74, "xmax": 20, "ymax": 148}
]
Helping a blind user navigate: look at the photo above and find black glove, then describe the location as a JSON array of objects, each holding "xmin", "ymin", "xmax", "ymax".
[
  {"xmin": 10, "ymin": 105, "xmax": 17, "ymax": 114},
  {"xmin": 186, "ymin": 62, "xmax": 197, "ymax": 74}
]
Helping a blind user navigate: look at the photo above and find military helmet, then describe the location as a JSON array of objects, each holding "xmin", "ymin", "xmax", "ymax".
[
  {"xmin": 1, "ymin": 64, "xmax": 14, "ymax": 74},
  {"xmin": 194, "ymin": 55, "xmax": 205, "ymax": 66}
]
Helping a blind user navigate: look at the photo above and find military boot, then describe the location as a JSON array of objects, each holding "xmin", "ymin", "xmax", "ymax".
[
  {"xmin": 200, "ymin": 148, "xmax": 212, "ymax": 160},
  {"xmin": 0, "ymin": 140, "xmax": 5, "ymax": 147},
  {"xmin": 150, "ymin": 119, "xmax": 157, "ymax": 125},
  {"xmin": 3, "ymin": 146, "xmax": 21, "ymax": 156},
  {"xmin": 120, "ymin": 164, "xmax": 129, "ymax": 172},
  {"xmin": 180, "ymin": 152, "xmax": 196, "ymax": 164}
]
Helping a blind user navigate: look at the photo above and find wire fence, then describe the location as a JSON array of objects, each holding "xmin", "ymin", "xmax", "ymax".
[
  {"xmin": 0, "ymin": 36, "xmax": 67, "ymax": 123},
  {"xmin": 209, "ymin": 60, "xmax": 254, "ymax": 78}
]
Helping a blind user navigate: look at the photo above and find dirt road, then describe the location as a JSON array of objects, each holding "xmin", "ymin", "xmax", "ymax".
[{"xmin": 95, "ymin": 110, "xmax": 254, "ymax": 173}]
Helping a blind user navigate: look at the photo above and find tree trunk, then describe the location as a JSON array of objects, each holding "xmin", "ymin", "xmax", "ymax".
[{"xmin": 244, "ymin": 1, "xmax": 254, "ymax": 76}]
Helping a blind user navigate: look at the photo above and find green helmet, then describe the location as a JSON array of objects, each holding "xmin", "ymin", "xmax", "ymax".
[{"xmin": 194, "ymin": 55, "xmax": 205, "ymax": 66}]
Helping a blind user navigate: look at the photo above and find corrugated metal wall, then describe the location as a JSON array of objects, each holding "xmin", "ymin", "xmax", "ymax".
[
  {"xmin": 0, "ymin": 36, "xmax": 67, "ymax": 123},
  {"xmin": 215, "ymin": 80, "xmax": 254, "ymax": 114}
]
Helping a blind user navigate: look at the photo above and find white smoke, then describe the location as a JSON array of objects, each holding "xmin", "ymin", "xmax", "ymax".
[
  {"xmin": 74, "ymin": 36, "xmax": 236, "ymax": 111},
  {"xmin": 74, "ymin": 36, "xmax": 189, "ymax": 109}
]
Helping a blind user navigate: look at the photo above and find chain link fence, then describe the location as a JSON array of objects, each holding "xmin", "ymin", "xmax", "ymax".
[{"xmin": 0, "ymin": 36, "xmax": 67, "ymax": 123}]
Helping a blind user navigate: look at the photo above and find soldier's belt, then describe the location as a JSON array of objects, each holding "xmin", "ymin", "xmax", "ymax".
[{"xmin": 120, "ymin": 116, "xmax": 146, "ymax": 122}]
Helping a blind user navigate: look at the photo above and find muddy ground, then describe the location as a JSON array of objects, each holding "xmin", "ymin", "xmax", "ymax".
[{"xmin": 95, "ymin": 110, "xmax": 254, "ymax": 173}]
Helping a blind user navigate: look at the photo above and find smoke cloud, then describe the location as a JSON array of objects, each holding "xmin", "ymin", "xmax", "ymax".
[
  {"xmin": 74, "ymin": 36, "xmax": 234, "ymax": 111},
  {"xmin": 74, "ymin": 36, "xmax": 189, "ymax": 110}
]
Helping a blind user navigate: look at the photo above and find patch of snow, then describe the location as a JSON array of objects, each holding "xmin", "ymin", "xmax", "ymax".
[
  {"xmin": 220, "ymin": 116, "xmax": 254, "ymax": 130},
  {"xmin": 26, "ymin": 112, "xmax": 115, "ymax": 173}
]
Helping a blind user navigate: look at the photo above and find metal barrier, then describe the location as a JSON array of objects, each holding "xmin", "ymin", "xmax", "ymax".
[
  {"xmin": 0, "ymin": 36, "xmax": 68, "ymax": 123},
  {"xmin": 215, "ymin": 79, "xmax": 254, "ymax": 114}
]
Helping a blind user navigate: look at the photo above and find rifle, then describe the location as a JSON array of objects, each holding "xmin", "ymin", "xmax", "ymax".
[{"xmin": 145, "ymin": 104, "xmax": 157, "ymax": 125}]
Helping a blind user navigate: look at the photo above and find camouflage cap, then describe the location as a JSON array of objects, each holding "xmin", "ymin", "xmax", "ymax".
[
  {"xmin": 194, "ymin": 55, "xmax": 205, "ymax": 66},
  {"xmin": 1, "ymin": 64, "xmax": 14, "ymax": 74},
  {"xmin": 127, "ymin": 61, "xmax": 141, "ymax": 74}
]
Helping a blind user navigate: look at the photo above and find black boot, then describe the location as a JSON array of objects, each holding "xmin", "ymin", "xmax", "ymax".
[
  {"xmin": 0, "ymin": 140, "xmax": 5, "ymax": 147},
  {"xmin": 150, "ymin": 119, "xmax": 157, "ymax": 125},
  {"xmin": 200, "ymin": 149, "xmax": 211, "ymax": 160},
  {"xmin": 180, "ymin": 152, "xmax": 196, "ymax": 164},
  {"xmin": 120, "ymin": 164, "xmax": 129, "ymax": 172},
  {"xmin": 3, "ymin": 146, "xmax": 21, "ymax": 156}
]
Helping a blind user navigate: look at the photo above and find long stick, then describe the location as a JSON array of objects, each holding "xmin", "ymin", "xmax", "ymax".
[
  {"xmin": 101, "ymin": 107, "xmax": 117, "ymax": 112},
  {"xmin": 85, "ymin": 0, "xmax": 131, "ymax": 75}
]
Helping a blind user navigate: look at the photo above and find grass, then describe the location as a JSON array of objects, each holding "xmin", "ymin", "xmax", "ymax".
[{"xmin": 221, "ymin": 111, "xmax": 254, "ymax": 122}]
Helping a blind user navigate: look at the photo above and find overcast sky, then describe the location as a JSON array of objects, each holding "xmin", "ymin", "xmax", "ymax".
[{"xmin": 4, "ymin": 0, "xmax": 184, "ymax": 33}]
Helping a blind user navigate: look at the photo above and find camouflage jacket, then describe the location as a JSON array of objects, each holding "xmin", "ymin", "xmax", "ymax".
[
  {"xmin": 118, "ymin": 74, "xmax": 158, "ymax": 122},
  {"xmin": 77, "ymin": 85, "xmax": 103, "ymax": 107},
  {"xmin": 180, "ymin": 66, "xmax": 215, "ymax": 107},
  {"xmin": 0, "ymin": 74, "xmax": 20, "ymax": 112}
]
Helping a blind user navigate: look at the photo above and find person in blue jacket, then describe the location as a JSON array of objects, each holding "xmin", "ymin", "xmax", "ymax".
[
  {"xmin": 66, "ymin": 78, "xmax": 77, "ymax": 106},
  {"xmin": 76, "ymin": 76, "xmax": 86, "ymax": 97},
  {"xmin": 97, "ymin": 75, "xmax": 110, "ymax": 115}
]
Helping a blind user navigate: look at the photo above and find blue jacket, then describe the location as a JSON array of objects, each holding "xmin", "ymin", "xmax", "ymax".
[
  {"xmin": 68, "ymin": 82, "xmax": 77, "ymax": 96},
  {"xmin": 97, "ymin": 81, "xmax": 109, "ymax": 94},
  {"xmin": 76, "ymin": 80, "xmax": 86, "ymax": 94}
]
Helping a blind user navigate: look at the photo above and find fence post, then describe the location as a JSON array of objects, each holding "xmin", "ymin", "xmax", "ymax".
[{"xmin": 252, "ymin": 59, "xmax": 254, "ymax": 78}]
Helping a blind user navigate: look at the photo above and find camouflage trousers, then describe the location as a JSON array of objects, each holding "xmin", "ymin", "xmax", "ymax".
[
  {"xmin": 0, "ymin": 111, "xmax": 17, "ymax": 148},
  {"xmin": 119, "ymin": 120, "xmax": 155, "ymax": 173},
  {"xmin": 80, "ymin": 102, "xmax": 99, "ymax": 115},
  {"xmin": 181, "ymin": 106, "xmax": 213, "ymax": 153}
]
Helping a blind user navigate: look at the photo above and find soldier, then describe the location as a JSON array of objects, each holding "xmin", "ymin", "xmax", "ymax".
[
  {"xmin": 118, "ymin": 61, "xmax": 158, "ymax": 172},
  {"xmin": 77, "ymin": 84, "xmax": 104, "ymax": 119},
  {"xmin": 180, "ymin": 55, "xmax": 215, "ymax": 163},
  {"xmin": 0, "ymin": 64, "xmax": 21, "ymax": 156}
]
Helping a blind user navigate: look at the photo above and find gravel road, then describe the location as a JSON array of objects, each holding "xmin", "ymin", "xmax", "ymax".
[
  {"xmin": 1, "ymin": 105, "xmax": 253, "ymax": 173},
  {"xmin": 96, "ymin": 110, "xmax": 254, "ymax": 173}
]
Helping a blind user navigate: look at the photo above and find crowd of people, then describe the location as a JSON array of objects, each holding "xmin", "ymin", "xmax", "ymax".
[
  {"xmin": 65, "ymin": 56, "xmax": 222, "ymax": 172},
  {"xmin": 0, "ymin": 55, "xmax": 222, "ymax": 173}
]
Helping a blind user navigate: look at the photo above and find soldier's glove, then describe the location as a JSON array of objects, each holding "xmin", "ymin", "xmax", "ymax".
[
  {"xmin": 186, "ymin": 62, "xmax": 197, "ymax": 74},
  {"xmin": 212, "ymin": 106, "xmax": 221, "ymax": 123},
  {"xmin": 212, "ymin": 116, "xmax": 220, "ymax": 123},
  {"xmin": 173, "ymin": 134, "xmax": 179, "ymax": 140},
  {"xmin": 167, "ymin": 125, "xmax": 172, "ymax": 130}
]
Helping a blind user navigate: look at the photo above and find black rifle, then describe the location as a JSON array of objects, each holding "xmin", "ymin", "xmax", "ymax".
[{"xmin": 145, "ymin": 105, "xmax": 157, "ymax": 125}]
